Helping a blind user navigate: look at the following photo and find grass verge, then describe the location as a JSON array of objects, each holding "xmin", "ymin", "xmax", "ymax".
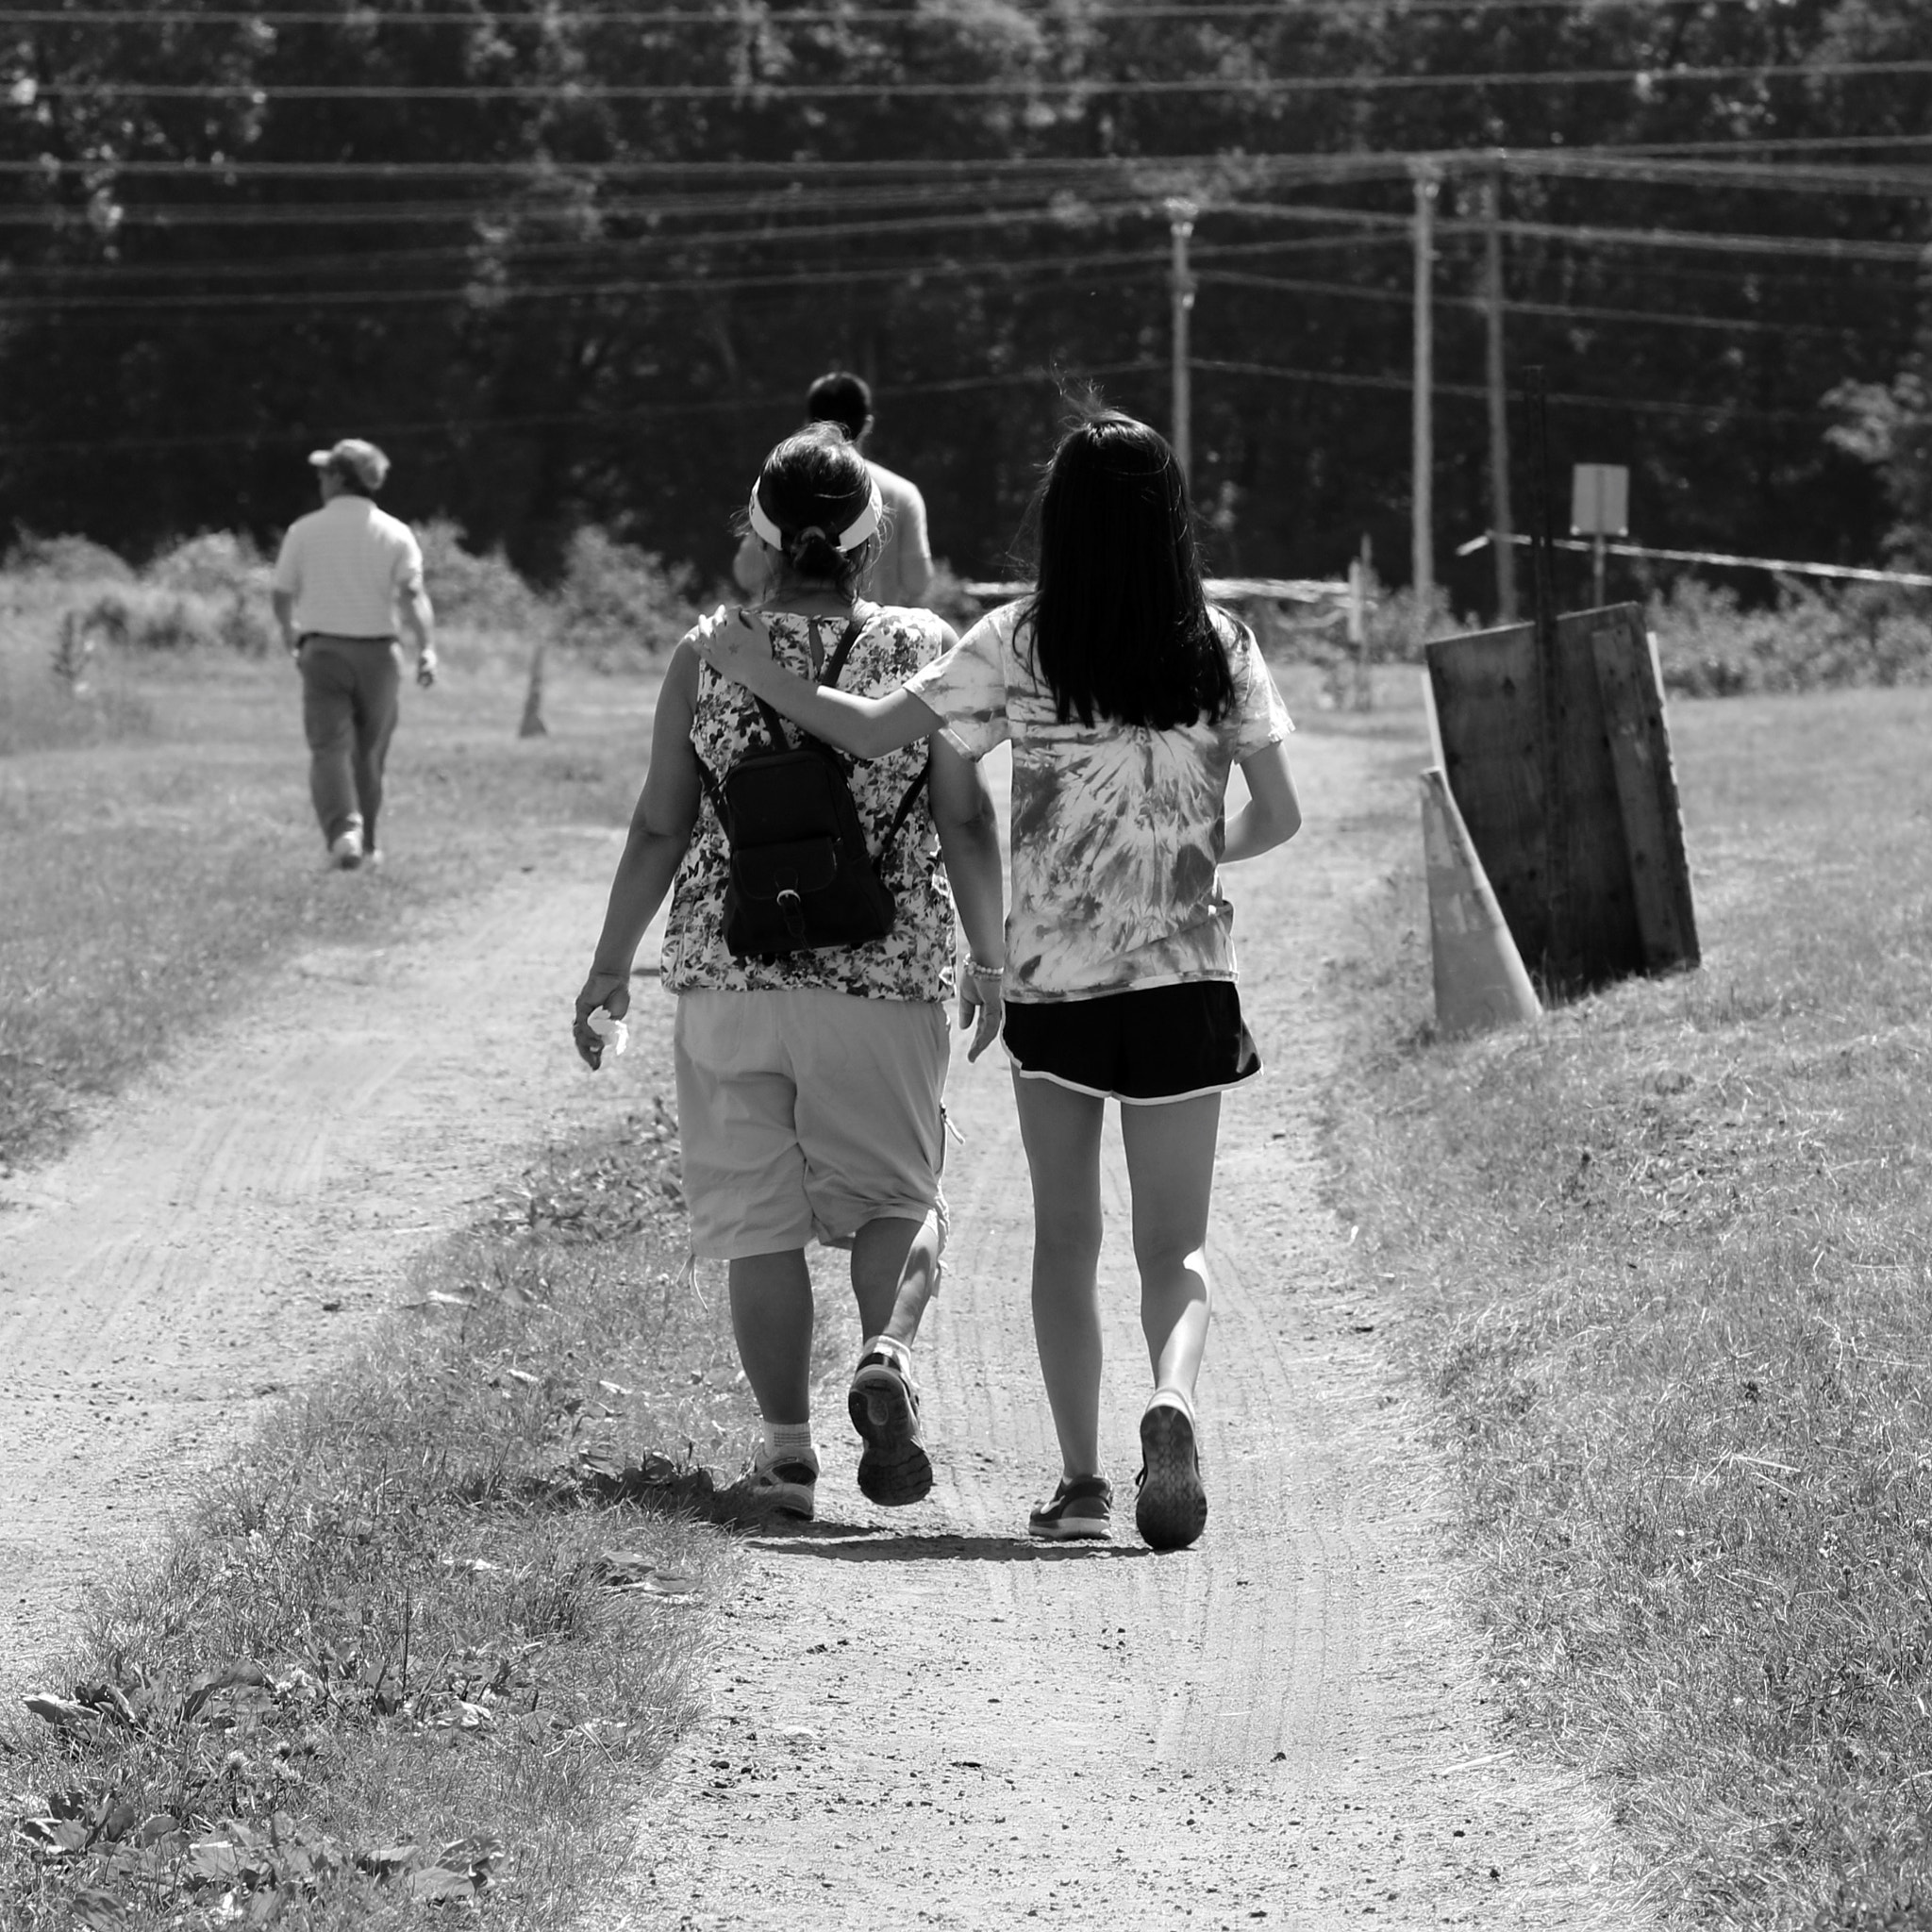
[
  {"xmin": 1323, "ymin": 684, "xmax": 1932, "ymax": 1929},
  {"xmin": 0, "ymin": 1104, "xmax": 821, "ymax": 1930},
  {"xmin": 0, "ymin": 605, "xmax": 648, "ymax": 1174}
]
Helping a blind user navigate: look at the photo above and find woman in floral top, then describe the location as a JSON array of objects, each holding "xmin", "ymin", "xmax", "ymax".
[
  {"xmin": 574, "ymin": 425, "xmax": 1006, "ymax": 1523},
  {"xmin": 697, "ymin": 409, "xmax": 1302, "ymax": 1552}
]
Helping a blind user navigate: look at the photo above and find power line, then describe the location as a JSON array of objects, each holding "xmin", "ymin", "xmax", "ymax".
[
  {"xmin": 0, "ymin": 360, "xmax": 1163, "ymax": 458},
  {"xmin": 1189, "ymin": 357, "xmax": 1817, "ymax": 422},
  {"xmin": 5, "ymin": 137, "xmax": 1932, "ymax": 183},
  {"xmin": 1198, "ymin": 269, "xmax": 1879, "ymax": 340},
  {"xmin": 0, "ymin": 224, "xmax": 1404, "ymax": 294},
  {"xmin": 0, "ymin": 247, "xmax": 1177, "ymax": 313},
  {"xmin": 21, "ymin": 61, "xmax": 1932, "ymax": 100},
  {"xmin": 0, "ymin": 2, "xmax": 1796, "ymax": 23}
]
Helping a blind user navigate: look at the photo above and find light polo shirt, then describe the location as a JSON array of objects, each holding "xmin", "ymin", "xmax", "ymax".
[{"xmin": 273, "ymin": 494, "xmax": 425, "ymax": 638}]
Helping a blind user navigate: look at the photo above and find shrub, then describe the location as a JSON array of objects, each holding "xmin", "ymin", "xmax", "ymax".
[
  {"xmin": 917, "ymin": 559, "xmax": 984, "ymax": 629},
  {"xmin": 144, "ymin": 530, "xmax": 270, "ymax": 602},
  {"xmin": 5, "ymin": 529, "xmax": 135, "ymax": 583},
  {"xmin": 555, "ymin": 526, "xmax": 700, "ymax": 662},
  {"xmin": 416, "ymin": 517, "xmax": 545, "ymax": 633},
  {"xmin": 66, "ymin": 585, "xmax": 274, "ymax": 657},
  {"xmin": 1649, "ymin": 575, "xmax": 1932, "ymax": 697}
]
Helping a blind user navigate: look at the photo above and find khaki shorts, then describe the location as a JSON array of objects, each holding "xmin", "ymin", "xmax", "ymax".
[{"xmin": 674, "ymin": 989, "xmax": 950, "ymax": 1261}]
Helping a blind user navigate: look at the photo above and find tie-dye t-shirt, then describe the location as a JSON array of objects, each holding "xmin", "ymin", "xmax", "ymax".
[{"xmin": 903, "ymin": 602, "xmax": 1293, "ymax": 1002}]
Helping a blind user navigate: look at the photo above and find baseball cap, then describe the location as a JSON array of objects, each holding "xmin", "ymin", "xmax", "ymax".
[{"xmin": 308, "ymin": 438, "xmax": 390, "ymax": 492}]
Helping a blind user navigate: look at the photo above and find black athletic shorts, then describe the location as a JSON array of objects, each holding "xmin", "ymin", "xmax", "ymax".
[{"xmin": 1001, "ymin": 981, "xmax": 1260, "ymax": 1104}]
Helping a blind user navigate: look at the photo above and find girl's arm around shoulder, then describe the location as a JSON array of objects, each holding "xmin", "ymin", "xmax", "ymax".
[
  {"xmin": 692, "ymin": 604, "xmax": 941, "ymax": 758},
  {"xmin": 1221, "ymin": 738, "xmax": 1303, "ymax": 865}
]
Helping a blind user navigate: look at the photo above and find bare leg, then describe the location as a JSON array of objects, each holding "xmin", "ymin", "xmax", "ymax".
[
  {"xmin": 1119, "ymin": 1093, "xmax": 1222, "ymax": 1402},
  {"xmin": 849, "ymin": 1211, "xmax": 941, "ymax": 1346},
  {"xmin": 727, "ymin": 1248, "xmax": 814, "ymax": 1424},
  {"xmin": 1012, "ymin": 1074, "xmax": 1108, "ymax": 1481},
  {"xmin": 847, "ymin": 1211, "xmax": 943, "ymax": 1505}
]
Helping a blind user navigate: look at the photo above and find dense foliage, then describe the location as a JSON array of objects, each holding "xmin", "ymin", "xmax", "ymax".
[{"xmin": 1, "ymin": 0, "xmax": 1928, "ymax": 608}]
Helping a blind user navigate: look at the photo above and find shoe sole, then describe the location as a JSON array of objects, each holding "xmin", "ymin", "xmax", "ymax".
[
  {"xmin": 1136, "ymin": 1403, "xmax": 1208, "ymax": 1551},
  {"xmin": 752, "ymin": 1482, "xmax": 815, "ymax": 1519},
  {"xmin": 1027, "ymin": 1514, "xmax": 1111, "ymax": 1541},
  {"xmin": 848, "ymin": 1365, "xmax": 933, "ymax": 1506}
]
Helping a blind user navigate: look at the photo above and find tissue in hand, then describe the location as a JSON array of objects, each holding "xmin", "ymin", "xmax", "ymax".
[{"xmin": 587, "ymin": 1008, "xmax": 630, "ymax": 1058}]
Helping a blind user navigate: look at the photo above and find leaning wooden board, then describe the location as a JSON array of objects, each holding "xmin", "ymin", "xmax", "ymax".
[{"xmin": 1424, "ymin": 601, "xmax": 1699, "ymax": 996}]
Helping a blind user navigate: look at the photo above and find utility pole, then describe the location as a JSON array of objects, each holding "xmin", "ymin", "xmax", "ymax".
[
  {"xmin": 1411, "ymin": 162, "xmax": 1440, "ymax": 631},
  {"xmin": 1482, "ymin": 169, "xmax": 1519, "ymax": 623},
  {"xmin": 1167, "ymin": 197, "xmax": 1198, "ymax": 484}
]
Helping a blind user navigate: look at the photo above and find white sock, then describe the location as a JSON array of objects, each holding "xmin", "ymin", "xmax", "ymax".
[
  {"xmin": 764, "ymin": 1421, "xmax": 816, "ymax": 1463},
  {"xmin": 859, "ymin": 1334, "xmax": 913, "ymax": 1374},
  {"xmin": 1149, "ymin": 1385, "xmax": 1197, "ymax": 1424}
]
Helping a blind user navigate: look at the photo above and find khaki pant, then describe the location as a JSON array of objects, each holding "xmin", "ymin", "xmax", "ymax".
[{"xmin": 299, "ymin": 634, "xmax": 402, "ymax": 850}]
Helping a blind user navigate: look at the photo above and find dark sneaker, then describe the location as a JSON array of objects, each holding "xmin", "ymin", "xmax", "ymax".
[
  {"xmin": 848, "ymin": 1352, "xmax": 933, "ymax": 1506},
  {"xmin": 1027, "ymin": 1474, "xmax": 1113, "ymax": 1541},
  {"xmin": 748, "ymin": 1446, "xmax": 818, "ymax": 1519},
  {"xmin": 1135, "ymin": 1397, "xmax": 1208, "ymax": 1551}
]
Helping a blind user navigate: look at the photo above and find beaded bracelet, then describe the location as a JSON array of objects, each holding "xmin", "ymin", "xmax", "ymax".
[{"xmin": 964, "ymin": 957, "xmax": 1008, "ymax": 981}]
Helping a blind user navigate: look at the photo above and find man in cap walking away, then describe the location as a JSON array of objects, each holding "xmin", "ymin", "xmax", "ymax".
[
  {"xmin": 734, "ymin": 372, "xmax": 933, "ymax": 607},
  {"xmin": 271, "ymin": 437, "xmax": 437, "ymax": 870}
]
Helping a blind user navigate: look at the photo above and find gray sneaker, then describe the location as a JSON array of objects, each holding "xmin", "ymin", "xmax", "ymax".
[
  {"xmin": 1135, "ymin": 1398, "xmax": 1208, "ymax": 1551},
  {"xmin": 1028, "ymin": 1474, "xmax": 1113, "ymax": 1541},
  {"xmin": 848, "ymin": 1353, "xmax": 933, "ymax": 1506},
  {"xmin": 748, "ymin": 1445, "xmax": 818, "ymax": 1519}
]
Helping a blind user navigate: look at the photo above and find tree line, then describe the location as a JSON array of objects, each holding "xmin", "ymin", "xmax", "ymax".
[{"xmin": 2, "ymin": 0, "xmax": 1928, "ymax": 615}]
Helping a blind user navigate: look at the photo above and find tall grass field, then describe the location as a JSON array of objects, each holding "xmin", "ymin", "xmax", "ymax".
[{"xmin": 1325, "ymin": 682, "xmax": 1932, "ymax": 1928}]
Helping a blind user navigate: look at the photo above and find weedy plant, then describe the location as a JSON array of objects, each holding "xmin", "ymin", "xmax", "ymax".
[
  {"xmin": 0, "ymin": 1107, "xmax": 784, "ymax": 1931},
  {"xmin": 1324, "ymin": 684, "xmax": 1932, "ymax": 1927}
]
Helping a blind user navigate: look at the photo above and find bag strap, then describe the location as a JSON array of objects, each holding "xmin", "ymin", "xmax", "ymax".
[
  {"xmin": 738, "ymin": 612, "xmax": 867, "ymax": 753},
  {"xmin": 819, "ymin": 614, "xmax": 867, "ymax": 691},
  {"xmin": 873, "ymin": 758, "xmax": 931, "ymax": 871},
  {"xmin": 691, "ymin": 750, "xmax": 728, "ymax": 832},
  {"xmin": 820, "ymin": 611, "xmax": 927, "ymax": 867}
]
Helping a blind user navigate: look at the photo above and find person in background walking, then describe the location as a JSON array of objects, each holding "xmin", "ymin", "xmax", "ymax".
[
  {"xmin": 271, "ymin": 437, "xmax": 437, "ymax": 871},
  {"xmin": 734, "ymin": 372, "xmax": 933, "ymax": 608},
  {"xmin": 695, "ymin": 408, "xmax": 1302, "ymax": 1552}
]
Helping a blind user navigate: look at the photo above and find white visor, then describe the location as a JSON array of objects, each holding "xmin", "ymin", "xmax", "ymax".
[{"xmin": 747, "ymin": 475, "xmax": 882, "ymax": 553}]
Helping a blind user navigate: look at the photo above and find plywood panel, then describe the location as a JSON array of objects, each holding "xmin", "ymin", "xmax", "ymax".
[
  {"xmin": 1426, "ymin": 601, "xmax": 1694, "ymax": 997},
  {"xmin": 1588, "ymin": 612, "xmax": 1700, "ymax": 972}
]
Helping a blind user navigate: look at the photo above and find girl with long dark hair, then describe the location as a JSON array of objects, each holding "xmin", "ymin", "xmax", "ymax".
[{"xmin": 695, "ymin": 408, "xmax": 1301, "ymax": 1551}]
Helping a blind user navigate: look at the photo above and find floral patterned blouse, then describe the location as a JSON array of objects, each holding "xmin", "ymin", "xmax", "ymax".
[
  {"xmin": 903, "ymin": 602, "xmax": 1293, "ymax": 1002},
  {"xmin": 661, "ymin": 603, "xmax": 958, "ymax": 1003}
]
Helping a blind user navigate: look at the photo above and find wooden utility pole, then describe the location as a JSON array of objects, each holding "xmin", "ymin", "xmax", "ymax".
[
  {"xmin": 1482, "ymin": 170, "xmax": 1519, "ymax": 622},
  {"xmin": 1167, "ymin": 197, "xmax": 1198, "ymax": 483},
  {"xmin": 1411, "ymin": 162, "xmax": 1440, "ymax": 628}
]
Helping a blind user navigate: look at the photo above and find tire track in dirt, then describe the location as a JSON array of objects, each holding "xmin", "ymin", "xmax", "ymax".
[
  {"xmin": 0, "ymin": 830, "xmax": 657, "ymax": 1710},
  {"xmin": 609, "ymin": 726, "xmax": 1657, "ymax": 1931}
]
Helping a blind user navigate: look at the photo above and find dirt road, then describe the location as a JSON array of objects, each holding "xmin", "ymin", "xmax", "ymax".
[
  {"xmin": 614, "ymin": 722, "xmax": 1652, "ymax": 1931},
  {"xmin": 0, "ymin": 713, "xmax": 1653, "ymax": 1928},
  {"xmin": 0, "ymin": 828, "xmax": 637, "ymax": 1710}
]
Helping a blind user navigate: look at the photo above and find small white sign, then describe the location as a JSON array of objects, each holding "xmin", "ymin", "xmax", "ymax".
[{"xmin": 1571, "ymin": 463, "xmax": 1630, "ymax": 537}]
